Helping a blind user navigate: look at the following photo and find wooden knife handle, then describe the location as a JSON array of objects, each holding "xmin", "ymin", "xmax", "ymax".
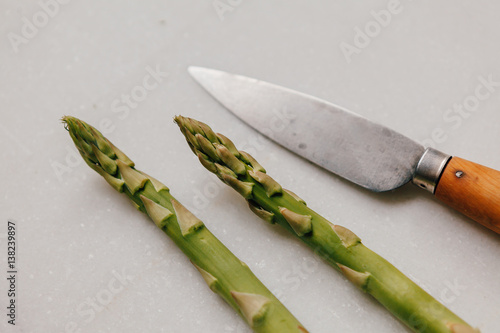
[{"xmin": 435, "ymin": 157, "xmax": 500, "ymax": 234}]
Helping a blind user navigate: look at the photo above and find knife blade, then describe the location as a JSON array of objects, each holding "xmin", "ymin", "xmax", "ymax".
[{"xmin": 188, "ymin": 66, "xmax": 500, "ymax": 234}]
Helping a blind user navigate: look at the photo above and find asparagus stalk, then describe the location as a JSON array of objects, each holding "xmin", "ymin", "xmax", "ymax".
[
  {"xmin": 175, "ymin": 115, "xmax": 478, "ymax": 333},
  {"xmin": 62, "ymin": 116, "xmax": 308, "ymax": 333}
]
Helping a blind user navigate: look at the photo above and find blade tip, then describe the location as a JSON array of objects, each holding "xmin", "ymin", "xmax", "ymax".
[
  {"xmin": 187, "ymin": 65, "xmax": 202, "ymax": 76},
  {"xmin": 188, "ymin": 65, "xmax": 216, "ymax": 77}
]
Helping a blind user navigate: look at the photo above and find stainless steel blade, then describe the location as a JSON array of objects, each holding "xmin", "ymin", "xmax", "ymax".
[{"xmin": 188, "ymin": 66, "xmax": 425, "ymax": 192}]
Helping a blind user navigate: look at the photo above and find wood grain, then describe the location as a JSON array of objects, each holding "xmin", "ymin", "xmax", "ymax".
[{"xmin": 435, "ymin": 157, "xmax": 500, "ymax": 234}]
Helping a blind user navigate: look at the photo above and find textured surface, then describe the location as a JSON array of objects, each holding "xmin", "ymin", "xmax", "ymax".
[{"xmin": 1, "ymin": 1, "xmax": 500, "ymax": 332}]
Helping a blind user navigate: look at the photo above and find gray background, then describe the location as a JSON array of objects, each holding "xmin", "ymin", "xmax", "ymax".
[{"xmin": 1, "ymin": 1, "xmax": 499, "ymax": 332}]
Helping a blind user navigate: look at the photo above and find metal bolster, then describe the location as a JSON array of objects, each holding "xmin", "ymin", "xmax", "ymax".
[{"xmin": 412, "ymin": 148, "xmax": 451, "ymax": 194}]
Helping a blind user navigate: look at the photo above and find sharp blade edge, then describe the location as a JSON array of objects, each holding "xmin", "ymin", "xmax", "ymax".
[{"xmin": 188, "ymin": 66, "xmax": 425, "ymax": 192}]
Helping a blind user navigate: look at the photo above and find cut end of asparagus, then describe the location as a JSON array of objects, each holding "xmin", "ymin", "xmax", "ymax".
[
  {"xmin": 171, "ymin": 199, "xmax": 204, "ymax": 236},
  {"xmin": 140, "ymin": 195, "xmax": 173, "ymax": 229},
  {"xmin": 279, "ymin": 207, "xmax": 312, "ymax": 236},
  {"xmin": 231, "ymin": 291, "xmax": 271, "ymax": 328}
]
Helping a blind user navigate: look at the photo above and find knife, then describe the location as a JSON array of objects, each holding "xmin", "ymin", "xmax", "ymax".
[{"xmin": 188, "ymin": 66, "xmax": 500, "ymax": 234}]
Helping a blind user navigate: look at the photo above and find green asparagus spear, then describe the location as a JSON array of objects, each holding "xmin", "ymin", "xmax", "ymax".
[
  {"xmin": 175, "ymin": 115, "xmax": 478, "ymax": 333},
  {"xmin": 62, "ymin": 116, "xmax": 308, "ymax": 333}
]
